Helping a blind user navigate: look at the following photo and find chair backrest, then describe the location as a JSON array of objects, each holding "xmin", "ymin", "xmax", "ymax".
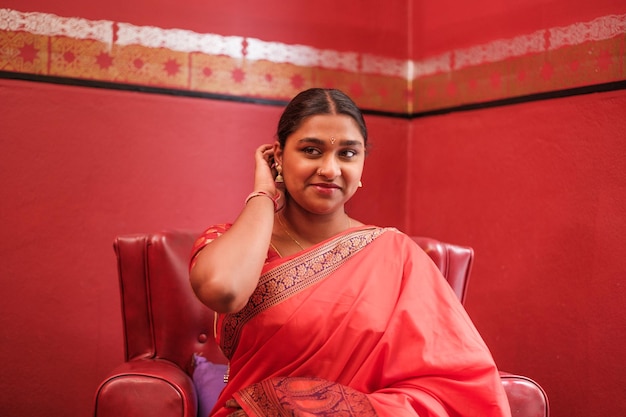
[
  {"xmin": 410, "ymin": 236, "xmax": 473, "ymax": 304},
  {"xmin": 113, "ymin": 230, "xmax": 474, "ymax": 374},
  {"xmin": 114, "ymin": 230, "xmax": 223, "ymax": 374}
]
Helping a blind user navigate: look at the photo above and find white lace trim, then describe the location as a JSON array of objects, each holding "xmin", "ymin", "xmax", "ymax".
[
  {"xmin": 2, "ymin": 8, "xmax": 624, "ymax": 80},
  {"xmin": 116, "ymin": 23, "xmax": 244, "ymax": 58},
  {"xmin": 453, "ymin": 31, "xmax": 546, "ymax": 70},
  {"xmin": 0, "ymin": 8, "xmax": 113, "ymax": 44},
  {"xmin": 245, "ymin": 38, "xmax": 360, "ymax": 72},
  {"xmin": 549, "ymin": 14, "xmax": 626, "ymax": 50}
]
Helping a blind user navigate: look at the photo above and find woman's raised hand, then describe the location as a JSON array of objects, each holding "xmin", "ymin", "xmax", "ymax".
[{"xmin": 254, "ymin": 143, "xmax": 279, "ymax": 196}]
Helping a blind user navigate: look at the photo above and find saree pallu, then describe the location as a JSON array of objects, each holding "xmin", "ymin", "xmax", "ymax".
[{"xmin": 197, "ymin": 226, "xmax": 510, "ymax": 417}]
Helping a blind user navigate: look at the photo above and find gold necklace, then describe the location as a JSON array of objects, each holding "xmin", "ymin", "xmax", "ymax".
[
  {"xmin": 277, "ymin": 213, "xmax": 353, "ymax": 251},
  {"xmin": 277, "ymin": 212, "xmax": 304, "ymax": 250}
]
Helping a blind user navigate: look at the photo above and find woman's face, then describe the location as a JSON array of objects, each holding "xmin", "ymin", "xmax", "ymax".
[{"xmin": 274, "ymin": 114, "xmax": 365, "ymax": 215}]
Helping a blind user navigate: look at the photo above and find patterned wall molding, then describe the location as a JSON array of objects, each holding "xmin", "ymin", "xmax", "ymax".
[
  {"xmin": 410, "ymin": 14, "xmax": 626, "ymax": 113},
  {"xmin": 1, "ymin": 8, "xmax": 624, "ymax": 114}
]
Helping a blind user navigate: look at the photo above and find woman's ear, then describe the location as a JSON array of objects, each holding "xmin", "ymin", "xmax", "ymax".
[{"xmin": 273, "ymin": 141, "xmax": 283, "ymax": 166}]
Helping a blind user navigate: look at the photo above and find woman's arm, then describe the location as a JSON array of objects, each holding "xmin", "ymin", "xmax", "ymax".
[{"xmin": 190, "ymin": 144, "xmax": 278, "ymax": 313}]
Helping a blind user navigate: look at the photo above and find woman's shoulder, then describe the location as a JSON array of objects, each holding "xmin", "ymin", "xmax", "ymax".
[
  {"xmin": 189, "ymin": 223, "xmax": 233, "ymax": 267},
  {"xmin": 367, "ymin": 226, "xmax": 428, "ymax": 255},
  {"xmin": 352, "ymin": 225, "xmax": 415, "ymax": 248},
  {"xmin": 367, "ymin": 225, "xmax": 411, "ymax": 239},
  {"xmin": 194, "ymin": 223, "xmax": 233, "ymax": 244}
]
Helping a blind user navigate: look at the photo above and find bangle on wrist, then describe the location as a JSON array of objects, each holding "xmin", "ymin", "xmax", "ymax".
[{"xmin": 244, "ymin": 191, "xmax": 280, "ymax": 212}]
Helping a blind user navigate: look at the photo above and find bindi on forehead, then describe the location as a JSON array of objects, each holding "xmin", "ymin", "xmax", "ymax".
[{"xmin": 296, "ymin": 137, "xmax": 364, "ymax": 148}]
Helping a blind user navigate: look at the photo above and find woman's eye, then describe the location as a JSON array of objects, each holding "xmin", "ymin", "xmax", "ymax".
[
  {"xmin": 341, "ymin": 149, "xmax": 357, "ymax": 158},
  {"xmin": 303, "ymin": 147, "xmax": 321, "ymax": 156}
]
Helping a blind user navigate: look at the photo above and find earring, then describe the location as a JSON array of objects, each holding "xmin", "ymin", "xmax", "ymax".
[
  {"xmin": 358, "ymin": 180, "xmax": 363, "ymax": 188},
  {"xmin": 275, "ymin": 165, "xmax": 284, "ymax": 183}
]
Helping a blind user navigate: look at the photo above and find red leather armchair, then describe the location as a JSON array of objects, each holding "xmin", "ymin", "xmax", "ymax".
[{"xmin": 94, "ymin": 230, "xmax": 549, "ymax": 417}]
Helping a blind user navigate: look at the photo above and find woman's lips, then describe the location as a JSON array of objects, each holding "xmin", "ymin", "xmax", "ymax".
[{"xmin": 311, "ymin": 183, "xmax": 341, "ymax": 195}]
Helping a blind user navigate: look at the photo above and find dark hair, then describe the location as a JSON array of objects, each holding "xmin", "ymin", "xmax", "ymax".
[{"xmin": 276, "ymin": 88, "xmax": 368, "ymax": 148}]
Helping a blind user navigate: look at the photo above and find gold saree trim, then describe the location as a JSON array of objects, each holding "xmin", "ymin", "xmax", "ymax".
[
  {"xmin": 220, "ymin": 226, "xmax": 387, "ymax": 359},
  {"xmin": 235, "ymin": 377, "xmax": 379, "ymax": 417}
]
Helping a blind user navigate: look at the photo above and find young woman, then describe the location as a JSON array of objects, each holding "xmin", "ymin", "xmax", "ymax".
[{"xmin": 189, "ymin": 88, "xmax": 511, "ymax": 416}]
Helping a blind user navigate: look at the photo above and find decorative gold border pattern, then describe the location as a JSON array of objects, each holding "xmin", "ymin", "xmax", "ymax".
[{"xmin": 1, "ymin": 8, "xmax": 624, "ymax": 113}]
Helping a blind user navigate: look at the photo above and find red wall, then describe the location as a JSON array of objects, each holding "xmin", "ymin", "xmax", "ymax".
[{"xmin": 407, "ymin": 90, "xmax": 626, "ymax": 416}]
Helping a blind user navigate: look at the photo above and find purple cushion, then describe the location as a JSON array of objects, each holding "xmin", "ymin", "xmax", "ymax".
[{"xmin": 192, "ymin": 354, "xmax": 228, "ymax": 417}]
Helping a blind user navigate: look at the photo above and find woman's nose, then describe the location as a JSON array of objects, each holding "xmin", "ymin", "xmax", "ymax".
[{"xmin": 318, "ymin": 156, "xmax": 340, "ymax": 178}]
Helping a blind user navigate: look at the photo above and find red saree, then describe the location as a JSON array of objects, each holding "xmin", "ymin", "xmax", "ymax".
[{"xmin": 191, "ymin": 225, "xmax": 511, "ymax": 417}]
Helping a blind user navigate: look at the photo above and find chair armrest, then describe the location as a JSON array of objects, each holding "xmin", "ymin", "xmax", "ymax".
[
  {"xmin": 94, "ymin": 359, "xmax": 197, "ymax": 417},
  {"xmin": 500, "ymin": 372, "xmax": 549, "ymax": 417}
]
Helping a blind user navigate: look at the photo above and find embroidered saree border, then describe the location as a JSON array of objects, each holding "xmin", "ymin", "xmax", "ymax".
[
  {"xmin": 236, "ymin": 377, "xmax": 378, "ymax": 417},
  {"xmin": 1, "ymin": 8, "xmax": 625, "ymax": 114},
  {"xmin": 219, "ymin": 227, "xmax": 386, "ymax": 359}
]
